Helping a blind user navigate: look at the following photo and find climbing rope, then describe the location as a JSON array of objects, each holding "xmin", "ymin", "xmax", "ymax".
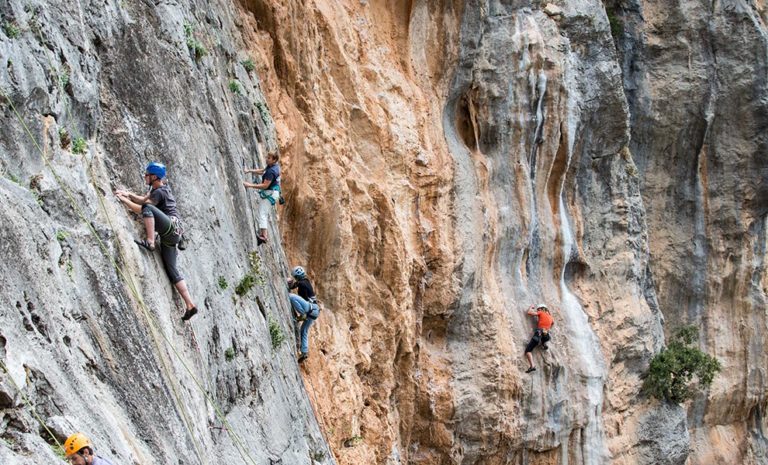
[
  {"xmin": 0, "ymin": 360, "xmax": 67, "ymax": 458},
  {"xmin": 301, "ymin": 367, "xmax": 339, "ymax": 463}
]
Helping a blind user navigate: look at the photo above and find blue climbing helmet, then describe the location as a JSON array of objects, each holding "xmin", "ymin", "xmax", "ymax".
[
  {"xmin": 291, "ymin": 266, "xmax": 306, "ymax": 279},
  {"xmin": 145, "ymin": 162, "xmax": 166, "ymax": 179}
]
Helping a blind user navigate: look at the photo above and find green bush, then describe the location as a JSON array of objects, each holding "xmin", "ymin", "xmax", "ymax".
[
  {"xmin": 3, "ymin": 22, "xmax": 20, "ymax": 39},
  {"xmin": 269, "ymin": 317, "xmax": 284, "ymax": 349},
  {"xmin": 56, "ymin": 230, "xmax": 69, "ymax": 241},
  {"xmin": 183, "ymin": 23, "xmax": 207, "ymax": 61},
  {"xmin": 241, "ymin": 58, "xmax": 255, "ymax": 73},
  {"xmin": 225, "ymin": 347, "xmax": 236, "ymax": 361},
  {"xmin": 643, "ymin": 326, "xmax": 721, "ymax": 403},
  {"xmin": 229, "ymin": 80, "xmax": 242, "ymax": 95},
  {"xmin": 218, "ymin": 276, "xmax": 228, "ymax": 290},
  {"xmin": 235, "ymin": 274, "xmax": 255, "ymax": 296},
  {"xmin": 59, "ymin": 71, "xmax": 70, "ymax": 89},
  {"xmin": 606, "ymin": 9, "xmax": 623, "ymax": 39},
  {"xmin": 72, "ymin": 137, "xmax": 87, "ymax": 154}
]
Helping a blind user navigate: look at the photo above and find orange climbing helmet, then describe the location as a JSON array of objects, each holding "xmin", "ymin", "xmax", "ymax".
[{"xmin": 64, "ymin": 432, "xmax": 92, "ymax": 457}]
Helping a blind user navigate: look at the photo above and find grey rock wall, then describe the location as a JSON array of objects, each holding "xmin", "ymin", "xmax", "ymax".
[
  {"xmin": 0, "ymin": 0, "xmax": 332, "ymax": 464},
  {"xmin": 617, "ymin": 0, "xmax": 768, "ymax": 463}
]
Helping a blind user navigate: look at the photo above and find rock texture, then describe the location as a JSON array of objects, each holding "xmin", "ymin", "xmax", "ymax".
[
  {"xmin": 616, "ymin": 0, "xmax": 768, "ymax": 463},
  {"xmin": 1, "ymin": 0, "xmax": 766, "ymax": 464},
  {"xmin": 0, "ymin": 0, "xmax": 331, "ymax": 464}
]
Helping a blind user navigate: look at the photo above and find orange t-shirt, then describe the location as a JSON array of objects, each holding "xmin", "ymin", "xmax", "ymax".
[{"xmin": 536, "ymin": 311, "xmax": 553, "ymax": 330}]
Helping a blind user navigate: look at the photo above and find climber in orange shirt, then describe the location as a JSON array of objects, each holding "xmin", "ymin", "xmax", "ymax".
[{"xmin": 524, "ymin": 303, "xmax": 553, "ymax": 373}]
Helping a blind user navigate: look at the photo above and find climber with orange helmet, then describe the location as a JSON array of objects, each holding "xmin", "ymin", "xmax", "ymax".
[
  {"xmin": 524, "ymin": 303, "xmax": 554, "ymax": 373},
  {"xmin": 287, "ymin": 266, "xmax": 320, "ymax": 363},
  {"xmin": 63, "ymin": 432, "xmax": 115, "ymax": 465},
  {"xmin": 115, "ymin": 162, "xmax": 198, "ymax": 321}
]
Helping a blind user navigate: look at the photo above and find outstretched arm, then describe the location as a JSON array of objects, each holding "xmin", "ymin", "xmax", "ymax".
[
  {"xmin": 245, "ymin": 167, "xmax": 266, "ymax": 175},
  {"xmin": 243, "ymin": 179, "xmax": 270, "ymax": 190},
  {"xmin": 114, "ymin": 188, "xmax": 151, "ymax": 204},
  {"xmin": 525, "ymin": 304, "xmax": 538, "ymax": 316},
  {"xmin": 115, "ymin": 192, "xmax": 144, "ymax": 214}
]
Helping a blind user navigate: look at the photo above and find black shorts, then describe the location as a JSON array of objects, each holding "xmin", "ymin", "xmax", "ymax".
[{"xmin": 525, "ymin": 329, "xmax": 550, "ymax": 353}]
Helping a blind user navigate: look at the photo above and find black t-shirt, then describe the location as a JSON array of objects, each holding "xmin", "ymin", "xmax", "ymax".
[
  {"xmin": 291, "ymin": 278, "xmax": 315, "ymax": 301},
  {"xmin": 262, "ymin": 163, "xmax": 280, "ymax": 190},
  {"xmin": 149, "ymin": 184, "xmax": 179, "ymax": 218}
]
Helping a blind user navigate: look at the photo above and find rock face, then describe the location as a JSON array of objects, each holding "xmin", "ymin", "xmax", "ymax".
[
  {"xmin": 0, "ymin": 1, "xmax": 766, "ymax": 465},
  {"xmin": 616, "ymin": 1, "xmax": 768, "ymax": 463},
  {"xmin": 0, "ymin": 0, "xmax": 331, "ymax": 463}
]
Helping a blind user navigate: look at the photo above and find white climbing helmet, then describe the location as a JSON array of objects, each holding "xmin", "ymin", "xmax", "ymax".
[
  {"xmin": 535, "ymin": 303, "xmax": 548, "ymax": 310},
  {"xmin": 291, "ymin": 266, "xmax": 306, "ymax": 279}
]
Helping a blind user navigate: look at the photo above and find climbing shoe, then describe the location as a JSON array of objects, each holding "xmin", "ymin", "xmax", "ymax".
[
  {"xmin": 296, "ymin": 313, "xmax": 307, "ymax": 322},
  {"xmin": 256, "ymin": 235, "xmax": 267, "ymax": 246},
  {"xmin": 298, "ymin": 352, "xmax": 309, "ymax": 363},
  {"xmin": 525, "ymin": 367, "xmax": 536, "ymax": 374},
  {"xmin": 541, "ymin": 344, "xmax": 549, "ymax": 351},
  {"xmin": 181, "ymin": 307, "xmax": 198, "ymax": 321},
  {"xmin": 134, "ymin": 239, "xmax": 155, "ymax": 252},
  {"xmin": 177, "ymin": 235, "xmax": 187, "ymax": 251}
]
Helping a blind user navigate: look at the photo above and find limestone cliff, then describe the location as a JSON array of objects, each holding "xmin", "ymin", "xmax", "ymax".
[{"xmin": 1, "ymin": 0, "xmax": 766, "ymax": 464}]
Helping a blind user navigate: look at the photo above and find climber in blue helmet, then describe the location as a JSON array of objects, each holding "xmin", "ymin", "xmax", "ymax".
[
  {"xmin": 287, "ymin": 265, "xmax": 320, "ymax": 363},
  {"xmin": 115, "ymin": 162, "xmax": 198, "ymax": 321}
]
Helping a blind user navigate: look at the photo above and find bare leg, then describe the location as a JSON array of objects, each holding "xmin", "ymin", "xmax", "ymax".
[
  {"xmin": 525, "ymin": 352, "xmax": 534, "ymax": 369},
  {"xmin": 143, "ymin": 216, "xmax": 156, "ymax": 244},
  {"xmin": 174, "ymin": 279, "xmax": 195, "ymax": 310},
  {"xmin": 259, "ymin": 228, "xmax": 267, "ymax": 239}
]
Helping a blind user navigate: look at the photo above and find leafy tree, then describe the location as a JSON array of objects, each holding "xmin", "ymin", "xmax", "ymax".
[{"xmin": 643, "ymin": 325, "xmax": 721, "ymax": 403}]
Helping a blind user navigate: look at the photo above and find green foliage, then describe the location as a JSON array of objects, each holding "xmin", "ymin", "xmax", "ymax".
[
  {"xmin": 234, "ymin": 251, "xmax": 266, "ymax": 296},
  {"xmin": 218, "ymin": 276, "xmax": 228, "ymax": 290},
  {"xmin": 7, "ymin": 173, "xmax": 20, "ymax": 184},
  {"xmin": 235, "ymin": 274, "xmax": 255, "ymax": 296},
  {"xmin": 56, "ymin": 230, "xmax": 70, "ymax": 242},
  {"xmin": 225, "ymin": 347, "xmax": 236, "ymax": 361},
  {"xmin": 65, "ymin": 259, "xmax": 74, "ymax": 278},
  {"xmin": 255, "ymin": 102, "xmax": 270, "ymax": 125},
  {"xmin": 643, "ymin": 325, "xmax": 721, "ymax": 403},
  {"xmin": 50, "ymin": 443, "xmax": 66, "ymax": 460},
  {"xmin": 229, "ymin": 80, "xmax": 242, "ymax": 95},
  {"xmin": 606, "ymin": 9, "xmax": 623, "ymax": 39},
  {"xmin": 184, "ymin": 23, "xmax": 207, "ymax": 61},
  {"xmin": 248, "ymin": 251, "xmax": 266, "ymax": 286},
  {"xmin": 269, "ymin": 317, "xmax": 284, "ymax": 349},
  {"xmin": 72, "ymin": 137, "xmax": 87, "ymax": 154},
  {"xmin": 59, "ymin": 71, "xmax": 69, "ymax": 89},
  {"xmin": 241, "ymin": 58, "xmax": 255, "ymax": 73},
  {"xmin": 3, "ymin": 22, "xmax": 20, "ymax": 39}
]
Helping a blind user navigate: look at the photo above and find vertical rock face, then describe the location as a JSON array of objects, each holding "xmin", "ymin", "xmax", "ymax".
[
  {"xmin": 0, "ymin": 0, "xmax": 332, "ymax": 464},
  {"xmin": 617, "ymin": 1, "xmax": 768, "ymax": 463},
  {"xmin": 1, "ymin": 1, "xmax": 766, "ymax": 465}
]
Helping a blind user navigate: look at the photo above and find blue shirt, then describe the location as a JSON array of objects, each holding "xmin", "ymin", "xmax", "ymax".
[{"xmin": 262, "ymin": 163, "xmax": 280, "ymax": 190}]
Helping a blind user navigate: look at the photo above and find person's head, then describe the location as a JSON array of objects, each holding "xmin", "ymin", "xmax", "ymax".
[
  {"xmin": 536, "ymin": 303, "xmax": 549, "ymax": 313},
  {"xmin": 64, "ymin": 432, "xmax": 95, "ymax": 465},
  {"xmin": 266, "ymin": 151, "xmax": 279, "ymax": 165},
  {"xmin": 144, "ymin": 162, "xmax": 167, "ymax": 186},
  {"xmin": 291, "ymin": 266, "xmax": 306, "ymax": 280}
]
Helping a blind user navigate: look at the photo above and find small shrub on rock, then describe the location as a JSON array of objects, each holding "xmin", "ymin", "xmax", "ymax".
[{"xmin": 643, "ymin": 325, "xmax": 721, "ymax": 403}]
